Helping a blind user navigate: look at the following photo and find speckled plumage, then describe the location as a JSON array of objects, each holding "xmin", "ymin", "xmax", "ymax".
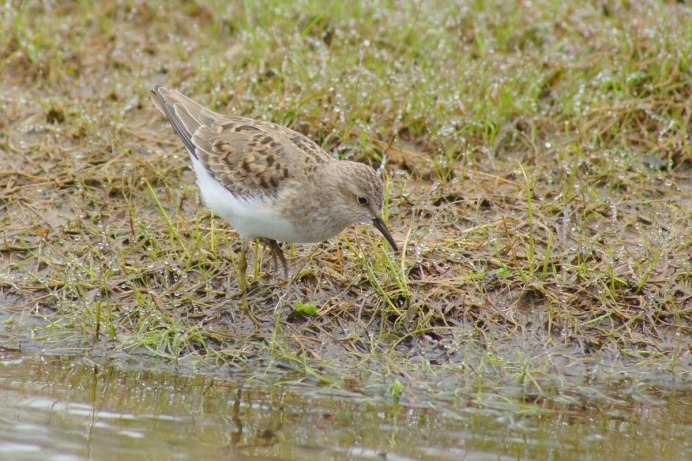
[
  {"xmin": 150, "ymin": 87, "xmax": 397, "ymax": 316},
  {"xmin": 152, "ymin": 88, "xmax": 330, "ymax": 198}
]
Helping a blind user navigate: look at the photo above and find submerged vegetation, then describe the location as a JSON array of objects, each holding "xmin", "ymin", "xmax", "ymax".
[{"xmin": 0, "ymin": 0, "xmax": 690, "ymax": 402}]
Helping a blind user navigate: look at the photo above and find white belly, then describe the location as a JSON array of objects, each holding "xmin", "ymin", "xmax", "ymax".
[{"xmin": 191, "ymin": 157, "xmax": 305, "ymax": 242}]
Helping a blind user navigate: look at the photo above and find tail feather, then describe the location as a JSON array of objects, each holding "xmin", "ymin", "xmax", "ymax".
[{"xmin": 150, "ymin": 86, "xmax": 221, "ymax": 158}]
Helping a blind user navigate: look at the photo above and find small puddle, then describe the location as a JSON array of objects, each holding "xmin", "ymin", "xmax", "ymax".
[{"xmin": 0, "ymin": 353, "xmax": 689, "ymax": 460}]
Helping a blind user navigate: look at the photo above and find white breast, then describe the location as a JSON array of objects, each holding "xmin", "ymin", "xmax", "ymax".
[{"xmin": 190, "ymin": 156, "xmax": 304, "ymax": 242}]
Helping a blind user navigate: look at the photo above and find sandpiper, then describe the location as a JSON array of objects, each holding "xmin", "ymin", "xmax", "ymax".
[{"xmin": 150, "ymin": 87, "xmax": 397, "ymax": 318}]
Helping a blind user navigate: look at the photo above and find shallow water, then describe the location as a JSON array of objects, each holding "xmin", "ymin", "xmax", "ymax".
[{"xmin": 0, "ymin": 354, "xmax": 689, "ymax": 461}]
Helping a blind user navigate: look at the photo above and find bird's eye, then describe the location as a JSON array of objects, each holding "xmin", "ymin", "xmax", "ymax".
[{"xmin": 357, "ymin": 196, "xmax": 369, "ymax": 206}]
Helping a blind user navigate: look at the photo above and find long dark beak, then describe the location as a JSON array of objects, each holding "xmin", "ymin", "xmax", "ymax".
[{"xmin": 372, "ymin": 217, "xmax": 398, "ymax": 251}]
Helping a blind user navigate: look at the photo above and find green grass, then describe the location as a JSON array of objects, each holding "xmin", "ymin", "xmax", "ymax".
[{"xmin": 0, "ymin": 0, "xmax": 690, "ymax": 401}]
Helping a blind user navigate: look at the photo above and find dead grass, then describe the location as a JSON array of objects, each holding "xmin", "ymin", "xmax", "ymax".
[{"xmin": 0, "ymin": 0, "xmax": 690, "ymax": 398}]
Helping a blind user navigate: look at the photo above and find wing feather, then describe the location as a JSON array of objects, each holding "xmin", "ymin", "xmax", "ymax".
[{"xmin": 151, "ymin": 87, "xmax": 331, "ymax": 198}]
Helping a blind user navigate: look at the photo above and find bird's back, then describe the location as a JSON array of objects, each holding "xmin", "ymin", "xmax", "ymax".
[{"xmin": 150, "ymin": 87, "xmax": 332, "ymax": 199}]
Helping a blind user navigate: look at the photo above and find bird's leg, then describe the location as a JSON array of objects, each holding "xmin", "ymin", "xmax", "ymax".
[
  {"xmin": 238, "ymin": 239, "xmax": 248, "ymax": 305},
  {"xmin": 237, "ymin": 239, "xmax": 260, "ymax": 326},
  {"xmin": 259, "ymin": 238, "xmax": 278, "ymax": 275},
  {"xmin": 262, "ymin": 238, "xmax": 289, "ymax": 279}
]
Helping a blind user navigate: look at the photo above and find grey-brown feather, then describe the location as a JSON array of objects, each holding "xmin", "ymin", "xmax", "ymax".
[{"xmin": 150, "ymin": 87, "xmax": 332, "ymax": 199}]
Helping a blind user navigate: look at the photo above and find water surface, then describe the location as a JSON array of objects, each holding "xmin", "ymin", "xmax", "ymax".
[{"xmin": 0, "ymin": 354, "xmax": 688, "ymax": 460}]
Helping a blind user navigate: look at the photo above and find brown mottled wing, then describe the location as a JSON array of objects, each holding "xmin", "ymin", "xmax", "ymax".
[
  {"xmin": 247, "ymin": 119, "xmax": 329, "ymax": 163},
  {"xmin": 193, "ymin": 122, "xmax": 330, "ymax": 197},
  {"xmin": 151, "ymin": 87, "xmax": 331, "ymax": 197}
]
